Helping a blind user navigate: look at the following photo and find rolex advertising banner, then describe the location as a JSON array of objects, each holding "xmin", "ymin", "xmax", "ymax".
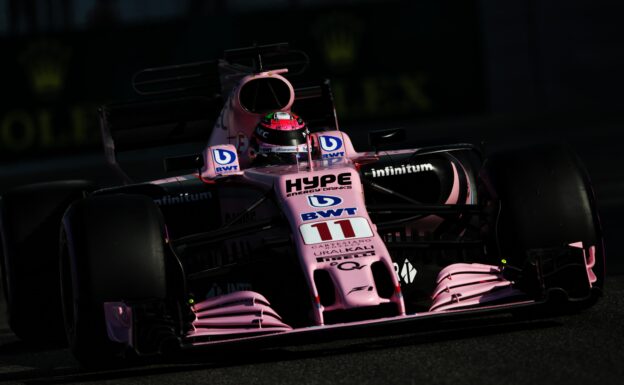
[{"xmin": 0, "ymin": 1, "xmax": 482, "ymax": 161}]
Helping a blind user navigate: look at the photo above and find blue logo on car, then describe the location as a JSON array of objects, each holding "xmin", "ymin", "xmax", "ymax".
[
  {"xmin": 308, "ymin": 194, "xmax": 342, "ymax": 208},
  {"xmin": 319, "ymin": 136, "xmax": 343, "ymax": 152},
  {"xmin": 301, "ymin": 207, "xmax": 357, "ymax": 221},
  {"xmin": 213, "ymin": 149, "xmax": 236, "ymax": 165}
]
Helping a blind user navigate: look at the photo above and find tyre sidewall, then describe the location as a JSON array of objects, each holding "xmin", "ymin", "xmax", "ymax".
[{"xmin": 61, "ymin": 194, "xmax": 169, "ymax": 365}]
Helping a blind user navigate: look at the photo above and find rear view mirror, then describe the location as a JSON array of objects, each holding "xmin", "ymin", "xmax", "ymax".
[{"xmin": 369, "ymin": 128, "xmax": 406, "ymax": 150}]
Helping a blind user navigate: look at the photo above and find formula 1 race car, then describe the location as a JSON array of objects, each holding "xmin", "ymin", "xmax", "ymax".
[{"xmin": 0, "ymin": 44, "xmax": 604, "ymax": 366}]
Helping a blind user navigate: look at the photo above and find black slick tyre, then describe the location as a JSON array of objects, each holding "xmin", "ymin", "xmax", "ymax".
[
  {"xmin": 482, "ymin": 144, "xmax": 605, "ymax": 302},
  {"xmin": 60, "ymin": 194, "xmax": 169, "ymax": 366}
]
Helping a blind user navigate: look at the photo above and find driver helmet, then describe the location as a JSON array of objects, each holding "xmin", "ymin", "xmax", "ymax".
[{"xmin": 250, "ymin": 111, "xmax": 309, "ymax": 165}]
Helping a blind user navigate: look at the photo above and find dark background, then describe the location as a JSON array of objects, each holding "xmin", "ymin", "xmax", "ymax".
[
  {"xmin": 0, "ymin": 1, "xmax": 623, "ymax": 383},
  {"xmin": 0, "ymin": 0, "xmax": 484, "ymax": 161}
]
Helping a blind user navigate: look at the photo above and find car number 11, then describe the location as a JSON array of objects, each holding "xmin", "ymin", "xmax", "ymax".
[{"xmin": 299, "ymin": 217, "xmax": 373, "ymax": 245}]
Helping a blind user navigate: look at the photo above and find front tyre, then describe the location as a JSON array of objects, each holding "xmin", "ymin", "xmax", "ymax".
[
  {"xmin": 482, "ymin": 144, "xmax": 605, "ymax": 305},
  {"xmin": 60, "ymin": 194, "xmax": 169, "ymax": 367}
]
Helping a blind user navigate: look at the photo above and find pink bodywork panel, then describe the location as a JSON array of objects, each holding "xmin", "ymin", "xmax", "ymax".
[
  {"xmin": 429, "ymin": 263, "xmax": 525, "ymax": 312},
  {"xmin": 443, "ymin": 162, "xmax": 461, "ymax": 205},
  {"xmin": 202, "ymin": 72, "xmax": 407, "ymax": 327},
  {"xmin": 104, "ymin": 302, "xmax": 133, "ymax": 345},
  {"xmin": 188, "ymin": 291, "xmax": 292, "ymax": 339},
  {"xmin": 200, "ymin": 144, "xmax": 244, "ymax": 180},
  {"xmin": 185, "ymin": 299, "xmax": 535, "ymax": 348},
  {"xmin": 569, "ymin": 241, "xmax": 598, "ymax": 286},
  {"xmin": 196, "ymin": 73, "xmax": 476, "ymax": 329},
  {"xmin": 244, "ymin": 159, "xmax": 406, "ymax": 325},
  {"xmin": 207, "ymin": 69, "xmax": 295, "ymax": 168},
  {"xmin": 310, "ymin": 131, "xmax": 358, "ymax": 160}
]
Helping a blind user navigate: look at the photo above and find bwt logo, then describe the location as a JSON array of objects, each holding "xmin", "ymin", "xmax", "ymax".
[
  {"xmin": 308, "ymin": 194, "xmax": 342, "ymax": 208},
  {"xmin": 285, "ymin": 173, "xmax": 351, "ymax": 193},
  {"xmin": 301, "ymin": 207, "xmax": 357, "ymax": 221},
  {"xmin": 320, "ymin": 135, "xmax": 345, "ymax": 158},
  {"xmin": 320, "ymin": 135, "xmax": 343, "ymax": 152},
  {"xmin": 213, "ymin": 148, "xmax": 238, "ymax": 172},
  {"xmin": 213, "ymin": 148, "xmax": 236, "ymax": 165}
]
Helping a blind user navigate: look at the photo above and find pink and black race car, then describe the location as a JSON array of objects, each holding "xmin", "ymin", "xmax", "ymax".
[{"xmin": 0, "ymin": 44, "xmax": 604, "ymax": 366}]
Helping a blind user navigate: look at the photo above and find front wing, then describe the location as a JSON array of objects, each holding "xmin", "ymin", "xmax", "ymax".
[
  {"xmin": 103, "ymin": 248, "xmax": 600, "ymax": 357},
  {"xmin": 103, "ymin": 288, "xmax": 600, "ymax": 357}
]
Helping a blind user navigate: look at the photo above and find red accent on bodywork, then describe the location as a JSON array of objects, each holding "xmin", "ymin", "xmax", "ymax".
[
  {"xmin": 311, "ymin": 222, "xmax": 332, "ymax": 241},
  {"xmin": 196, "ymin": 173, "xmax": 216, "ymax": 184},
  {"xmin": 335, "ymin": 219, "xmax": 356, "ymax": 238}
]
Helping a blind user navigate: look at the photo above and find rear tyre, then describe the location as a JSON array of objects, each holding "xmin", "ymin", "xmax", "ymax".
[
  {"xmin": 60, "ymin": 194, "xmax": 169, "ymax": 366},
  {"xmin": 482, "ymin": 145, "xmax": 605, "ymax": 303},
  {"xmin": 0, "ymin": 180, "xmax": 92, "ymax": 343}
]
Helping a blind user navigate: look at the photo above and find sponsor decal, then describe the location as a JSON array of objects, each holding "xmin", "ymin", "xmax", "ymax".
[
  {"xmin": 319, "ymin": 135, "xmax": 345, "ymax": 158},
  {"xmin": 311, "ymin": 238, "xmax": 373, "ymax": 250},
  {"xmin": 213, "ymin": 148, "xmax": 236, "ymax": 165},
  {"xmin": 216, "ymin": 165, "xmax": 239, "ymax": 172},
  {"xmin": 301, "ymin": 207, "xmax": 357, "ymax": 221},
  {"xmin": 154, "ymin": 192, "xmax": 212, "ymax": 206},
  {"xmin": 348, "ymin": 285, "xmax": 374, "ymax": 295},
  {"xmin": 368, "ymin": 163, "xmax": 434, "ymax": 178},
  {"xmin": 331, "ymin": 261, "xmax": 366, "ymax": 271},
  {"xmin": 258, "ymin": 145, "xmax": 307, "ymax": 154},
  {"xmin": 314, "ymin": 245, "xmax": 374, "ymax": 257},
  {"xmin": 322, "ymin": 152, "xmax": 345, "ymax": 159},
  {"xmin": 319, "ymin": 135, "xmax": 343, "ymax": 151},
  {"xmin": 285, "ymin": 172, "xmax": 352, "ymax": 197},
  {"xmin": 394, "ymin": 258, "xmax": 417, "ymax": 284},
  {"xmin": 213, "ymin": 148, "xmax": 239, "ymax": 172},
  {"xmin": 300, "ymin": 217, "xmax": 373, "ymax": 245},
  {"xmin": 308, "ymin": 194, "xmax": 342, "ymax": 208},
  {"xmin": 316, "ymin": 250, "xmax": 375, "ymax": 263}
]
